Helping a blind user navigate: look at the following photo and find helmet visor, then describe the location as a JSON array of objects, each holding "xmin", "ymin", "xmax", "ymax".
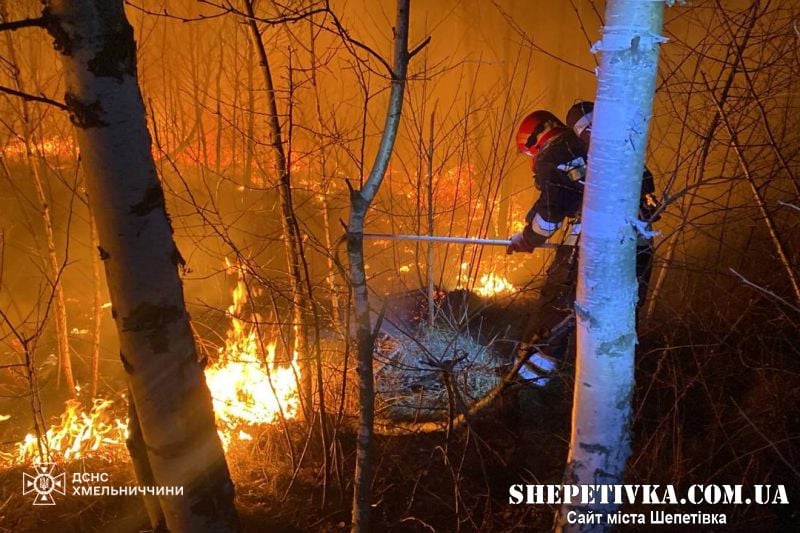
[{"xmin": 573, "ymin": 112, "xmax": 593, "ymax": 137}]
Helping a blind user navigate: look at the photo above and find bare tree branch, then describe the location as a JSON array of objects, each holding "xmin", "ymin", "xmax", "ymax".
[
  {"xmin": 732, "ymin": 398, "xmax": 800, "ymax": 482},
  {"xmin": 778, "ymin": 200, "xmax": 800, "ymax": 213},
  {"xmin": 325, "ymin": 7, "xmax": 393, "ymax": 77},
  {"xmin": 0, "ymin": 84, "xmax": 67, "ymax": 111},
  {"xmin": 490, "ymin": 0, "xmax": 595, "ymax": 75},
  {"xmin": 195, "ymin": 0, "xmax": 327, "ymax": 24},
  {"xmin": 124, "ymin": 2, "xmax": 229, "ymax": 23},
  {"xmin": 704, "ymin": 71, "xmax": 800, "ymax": 302},
  {"xmin": 0, "ymin": 16, "xmax": 46, "ymax": 32},
  {"xmin": 729, "ymin": 268, "xmax": 800, "ymax": 315},
  {"xmin": 408, "ymin": 35, "xmax": 431, "ymax": 59}
]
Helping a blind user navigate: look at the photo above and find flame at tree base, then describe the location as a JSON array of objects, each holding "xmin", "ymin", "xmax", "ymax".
[
  {"xmin": 2, "ymin": 266, "xmax": 301, "ymax": 465},
  {"xmin": 206, "ymin": 276, "xmax": 301, "ymax": 449},
  {"xmin": 206, "ymin": 345, "xmax": 300, "ymax": 449}
]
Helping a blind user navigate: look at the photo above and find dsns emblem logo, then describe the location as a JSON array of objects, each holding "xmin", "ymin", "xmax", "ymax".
[{"xmin": 22, "ymin": 463, "xmax": 66, "ymax": 505}]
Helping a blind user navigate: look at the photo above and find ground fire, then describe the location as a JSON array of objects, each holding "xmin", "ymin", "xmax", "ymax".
[
  {"xmin": 474, "ymin": 272, "xmax": 517, "ymax": 298},
  {"xmin": 204, "ymin": 270, "xmax": 301, "ymax": 447},
  {"xmin": 0, "ymin": 1, "xmax": 797, "ymax": 531},
  {"xmin": 3, "ymin": 267, "xmax": 300, "ymax": 464},
  {"xmin": 12, "ymin": 397, "xmax": 127, "ymax": 464}
]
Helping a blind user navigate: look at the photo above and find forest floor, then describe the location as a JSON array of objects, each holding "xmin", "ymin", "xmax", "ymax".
[
  {"xmin": 0, "ymin": 382, "xmax": 570, "ymax": 532},
  {"xmin": 0, "ymin": 290, "xmax": 798, "ymax": 531}
]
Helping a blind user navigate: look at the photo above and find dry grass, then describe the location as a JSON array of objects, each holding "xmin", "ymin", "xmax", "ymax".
[{"xmin": 374, "ymin": 327, "xmax": 501, "ymax": 422}]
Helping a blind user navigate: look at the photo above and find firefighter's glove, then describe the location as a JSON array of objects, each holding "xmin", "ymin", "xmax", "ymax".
[
  {"xmin": 638, "ymin": 192, "xmax": 660, "ymax": 223},
  {"xmin": 507, "ymin": 227, "xmax": 538, "ymax": 254}
]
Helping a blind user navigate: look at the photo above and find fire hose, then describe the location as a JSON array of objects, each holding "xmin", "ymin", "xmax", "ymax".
[{"xmin": 362, "ymin": 232, "xmax": 559, "ymax": 248}]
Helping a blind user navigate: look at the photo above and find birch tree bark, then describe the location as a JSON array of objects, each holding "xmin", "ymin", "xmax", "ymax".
[
  {"xmin": 347, "ymin": 1, "xmax": 411, "ymax": 530},
  {"xmin": 44, "ymin": 1, "xmax": 238, "ymax": 530},
  {"xmin": 557, "ymin": 1, "xmax": 669, "ymax": 530}
]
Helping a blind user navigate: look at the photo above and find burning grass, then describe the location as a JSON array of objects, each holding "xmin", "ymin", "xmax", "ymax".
[
  {"xmin": 3, "ymin": 397, "xmax": 128, "ymax": 465},
  {"xmin": 206, "ymin": 275, "xmax": 301, "ymax": 449},
  {"xmin": 473, "ymin": 273, "xmax": 516, "ymax": 297},
  {"xmin": 0, "ymin": 264, "xmax": 512, "ymax": 466},
  {"xmin": 454, "ymin": 262, "xmax": 518, "ymax": 298},
  {"xmin": 1, "ymin": 264, "xmax": 302, "ymax": 466}
]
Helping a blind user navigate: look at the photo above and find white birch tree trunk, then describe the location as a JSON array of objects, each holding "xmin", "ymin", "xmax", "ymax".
[
  {"xmin": 44, "ymin": 1, "xmax": 238, "ymax": 530},
  {"xmin": 558, "ymin": 1, "xmax": 668, "ymax": 531}
]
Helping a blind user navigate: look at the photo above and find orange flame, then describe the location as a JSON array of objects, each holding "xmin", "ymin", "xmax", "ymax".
[
  {"xmin": 474, "ymin": 272, "xmax": 516, "ymax": 297},
  {"xmin": 11, "ymin": 399, "xmax": 127, "ymax": 464},
  {"xmin": 455, "ymin": 263, "xmax": 516, "ymax": 297},
  {"xmin": 2, "ymin": 263, "xmax": 301, "ymax": 464},
  {"xmin": 205, "ymin": 275, "xmax": 301, "ymax": 448}
]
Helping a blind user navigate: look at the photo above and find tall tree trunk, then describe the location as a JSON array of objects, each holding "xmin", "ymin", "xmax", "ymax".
[
  {"xmin": 426, "ymin": 110, "xmax": 435, "ymax": 329},
  {"xmin": 45, "ymin": 2, "xmax": 238, "ymax": 530},
  {"xmin": 557, "ymin": 1, "xmax": 666, "ymax": 531},
  {"xmin": 321, "ymin": 187, "xmax": 341, "ymax": 328},
  {"xmin": 347, "ymin": 2, "xmax": 411, "ymax": 530},
  {"xmin": 214, "ymin": 39, "xmax": 224, "ymax": 175},
  {"xmin": 89, "ymin": 212, "xmax": 102, "ymax": 398},
  {"xmin": 28, "ymin": 132, "xmax": 75, "ymax": 397},
  {"xmin": 243, "ymin": 0, "xmax": 313, "ymax": 419},
  {"xmin": 188, "ymin": 39, "xmax": 209, "ymax": 169},
  {"xmin": 0, "ymin": 15, "xmax": 76, "ymax": 398},
  {"xmin": 126, "ymin": 391, "xmax": 166, "ymax": 529},
  {"xmin": 244, "ymin": 35, "xmax": 255, "ymax": 185},
  {"xmin": 309, "ymin": 20, "xmax": 342, "ymax": 333},
  {"xmin": 708, "ymin": 87, "xmax": 800, "ymax": 302}
]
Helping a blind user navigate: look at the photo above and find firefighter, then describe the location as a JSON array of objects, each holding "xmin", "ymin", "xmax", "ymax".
[
  {"xmin": 506, "ymin": 110, "xmax": 588, "ymax": 384},
  {"xmin": 507, "ymin": 106, "xmax": 659, "ymax": 386},
  {"xmin": 565, "ymin": 100, "xmax": 659, "ymax": 311}
]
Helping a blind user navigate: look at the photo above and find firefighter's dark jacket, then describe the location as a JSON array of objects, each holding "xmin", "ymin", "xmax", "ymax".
[{"xmin": 522, "ymin": 129, "xmax": 657, "ymax": 248}]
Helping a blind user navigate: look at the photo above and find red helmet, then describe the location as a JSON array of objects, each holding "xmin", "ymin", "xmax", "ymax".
[{"xmin": 515, "ymin": 110, "xmax": 567, "ymax": 158}]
